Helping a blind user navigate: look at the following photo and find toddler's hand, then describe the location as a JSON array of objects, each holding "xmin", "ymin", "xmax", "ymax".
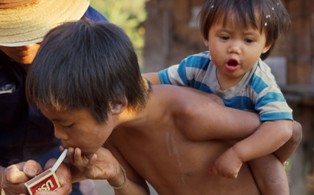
[{"xmin": 208, "ymin": 147, "xmax": 243, "ymax": 179}]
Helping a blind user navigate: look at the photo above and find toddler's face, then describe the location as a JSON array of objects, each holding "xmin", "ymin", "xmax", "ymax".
[
  {"xmin": 0, "ymin": 43, "xmax": 41, "ymax": 64},
  {"xmin": 39, "ymin": 105, "xmax": 113, "ymax": 156},
  {"xmin": 204, "ymin": 17, "xmax": 271, "ymax": 87}
]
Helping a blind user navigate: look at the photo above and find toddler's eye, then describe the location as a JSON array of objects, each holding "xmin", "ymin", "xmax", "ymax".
[
  {"xmin": 244, "ymin": 38, "xmax": 254, "ymax": 43},
  {"xmin": 219, "ymin": 35, "xmax": 229, "ymax": 40}
]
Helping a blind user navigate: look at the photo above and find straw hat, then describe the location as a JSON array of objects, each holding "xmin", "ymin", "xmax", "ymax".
[{"xmin": 0, "ymin": 0, "xmax": 90, "ymax": 46}]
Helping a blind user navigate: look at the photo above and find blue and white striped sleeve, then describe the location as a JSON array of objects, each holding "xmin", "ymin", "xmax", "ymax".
[
  {"xmin": 158, "ymin": 52, "xmax": 210, "ymax": 87},
  {"xmin": 255, "ymin": 89, "xmax": 293, "ymax": 121},
  {"xmin": 158, "ymin": 56, "xmax": 194, "ymax": 86},
  {"xmin": 252, "ymin": 63, "xmax": 293, "ymax": 121}
]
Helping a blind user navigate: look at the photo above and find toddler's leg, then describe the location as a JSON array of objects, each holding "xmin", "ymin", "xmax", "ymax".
[{"xmin": 249, "ymin": 155, "xmax": 289, "ymax": 195}]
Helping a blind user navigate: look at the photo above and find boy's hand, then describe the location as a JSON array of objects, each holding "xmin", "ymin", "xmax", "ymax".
[
  {"xmin": 67, "ymin": 147, "xmax": 124, "ymax": 186},
  {"xmin": 1, "ymin": 160, "xmax": 42, "ymax": 195},
  {"xmin": 209, "ymin": 147, "xmax": 243, "ymax": 179}
]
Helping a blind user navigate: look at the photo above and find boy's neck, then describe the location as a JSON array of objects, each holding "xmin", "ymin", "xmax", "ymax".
[
  {"xmin": 116, "ymin": 107, "xmax": 148, "ymax": 130},
  {"xmin": 116, "ymin": 78, "xmax": 151, "ymax": 128}
]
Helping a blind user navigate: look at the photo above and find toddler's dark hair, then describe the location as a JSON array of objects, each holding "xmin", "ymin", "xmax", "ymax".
[{"xmin": 199, "ymin": 0, "xmax": 290, "ymax": 59}]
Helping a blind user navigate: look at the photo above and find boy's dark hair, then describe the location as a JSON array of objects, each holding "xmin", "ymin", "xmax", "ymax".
[
  {"xmin": 199, "ymin": 0, "xmax": 291, "ymax": 59},
  {"xmin": 26, "ymin": 19, "xmax": 148, "ymax": 123}
]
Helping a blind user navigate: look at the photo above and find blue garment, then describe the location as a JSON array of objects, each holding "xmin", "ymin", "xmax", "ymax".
[
  {"xmin": 0, "ymin": 6, "xmax": 107, "ymax": 195},
  {"xmin": 84, "ymin": 6, "xmax": 108, "ymax": 22},
  {"xmin": 159, "ymin": 51, "xmax": 293, "ymax": 121}
]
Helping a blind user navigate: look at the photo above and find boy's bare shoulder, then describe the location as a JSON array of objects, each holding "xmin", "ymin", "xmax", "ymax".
[
  {"xmin": 150, "ymin": 85, "xmax": 199, "ymax": 105},
  {"xmin": 148, "ymin": 85, "xmax": 220, "ymax": 126},
  {"xmin": 150, "ymin": 84, "xmax": 215, "ymax": 108}
]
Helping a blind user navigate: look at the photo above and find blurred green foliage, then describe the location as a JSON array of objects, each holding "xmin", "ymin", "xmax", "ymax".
[{"xmin": 90, "ymin": 0, "xmax": 147, "ymax": 65}]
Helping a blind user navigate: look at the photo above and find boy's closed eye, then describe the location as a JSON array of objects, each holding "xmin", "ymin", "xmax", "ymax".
[
  {"xmin": 55, "ymin": 122, "xmax": 75, "ymax": 129},
  {"xmin": 62, "ymin": 123, "xmax": 74, "ymax": 128},
  {"xmin": 51, "ymin": 117, "xmax": 75, "ymax": 129}
]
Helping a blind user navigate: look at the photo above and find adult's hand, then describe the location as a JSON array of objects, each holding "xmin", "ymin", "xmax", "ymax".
[{"xmin": 1, "ymin": 160, "xmax": 42, "ymax": 195}]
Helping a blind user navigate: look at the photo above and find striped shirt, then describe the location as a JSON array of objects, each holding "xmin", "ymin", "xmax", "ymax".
[{"xmin": 159, "ymin": 51, "xmax": 293, "ymax": 121}]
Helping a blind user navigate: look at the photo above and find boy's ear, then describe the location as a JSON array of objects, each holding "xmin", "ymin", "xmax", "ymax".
[{"xmin": 110, "ymin": 99, "xmax": 127, "ymax": 115}]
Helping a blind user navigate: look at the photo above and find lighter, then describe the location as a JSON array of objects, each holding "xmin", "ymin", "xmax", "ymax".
[{"xmin": 25, "ymin": 149, "xmax": 68, "ymax": 195}]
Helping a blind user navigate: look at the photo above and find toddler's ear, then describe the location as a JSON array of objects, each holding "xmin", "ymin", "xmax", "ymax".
[
  {"xmin": 203, "ymin": 39, "xmax": 209, "ymax": 47},
  {"xmin": 262, "ymin": 44, "xmax": 272, "ymax": 54}
]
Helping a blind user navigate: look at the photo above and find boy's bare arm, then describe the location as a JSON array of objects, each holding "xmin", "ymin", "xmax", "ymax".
[{"xmin": 63, "ymin": 147, "xmax": 150, "ymax": 195}]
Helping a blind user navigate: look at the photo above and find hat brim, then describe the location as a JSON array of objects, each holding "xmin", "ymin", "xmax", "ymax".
[{"xmin": 0, "ymin": 0, "xmax": 90, "ymax": 46}]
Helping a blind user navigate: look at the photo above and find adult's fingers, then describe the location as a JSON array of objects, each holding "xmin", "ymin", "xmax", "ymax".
[
  {"xmin": 4, "ymin": 163, "xmax": 28, "ymax": 184},
  {"xmin": 23, "ymin": 160, "xmax": 43, "ymax": 178}
]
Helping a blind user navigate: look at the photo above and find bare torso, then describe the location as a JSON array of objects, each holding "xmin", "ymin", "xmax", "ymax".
[{"xmin": 107, "ymin": 85, "xmax": 261, "ymax": 195}]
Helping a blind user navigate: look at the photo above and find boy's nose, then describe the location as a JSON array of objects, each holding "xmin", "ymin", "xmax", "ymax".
[{"xmin": 54, "ymin": 128, "xmax": 68, "ymax": 140}]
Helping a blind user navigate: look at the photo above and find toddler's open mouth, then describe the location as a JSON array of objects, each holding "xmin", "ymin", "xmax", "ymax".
[
  {"xmin": 225, "ymin": 59, "xmax": 240, "ymax": 71},
  {"xmin": 227, "ymin": 59, "xmax": 239, "ymax": 66}
]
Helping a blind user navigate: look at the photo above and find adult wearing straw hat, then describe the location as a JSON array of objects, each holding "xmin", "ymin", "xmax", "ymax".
[{"xmin": 0, "ymin": 0, "xmax": 107, "ymax": 194}]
